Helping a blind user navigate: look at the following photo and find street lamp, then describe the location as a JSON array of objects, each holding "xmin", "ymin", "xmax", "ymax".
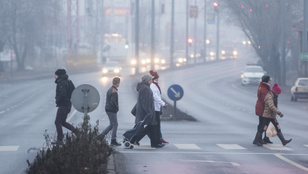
[{"xmin": 213, "ymin": 2, "xmax": 220, "ymax": 61}]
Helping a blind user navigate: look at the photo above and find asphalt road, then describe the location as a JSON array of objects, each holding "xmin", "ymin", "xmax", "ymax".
[{"xmin": 0, "ymin": 53, "xmax": 307, "ymax": 174}]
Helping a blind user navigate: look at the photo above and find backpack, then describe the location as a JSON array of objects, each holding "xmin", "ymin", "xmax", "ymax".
[{"xmin": 67, "ymin": 80, "xmax": 75, "ymax": 99}]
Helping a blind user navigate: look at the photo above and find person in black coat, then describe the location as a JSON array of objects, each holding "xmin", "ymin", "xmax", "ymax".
[
  {"xmin": 133, "ymin": 73, "xmax": 164, "ymax": 148},
  {"xmin": 54, "ymin": 69, "xmax": 77, "ymax": 144}
]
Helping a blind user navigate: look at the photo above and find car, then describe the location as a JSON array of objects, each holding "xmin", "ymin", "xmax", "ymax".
[
  {"xmin": 102, "ymin": 61, "xmax": 121, "ymax": 77},
  {"xmin": 290, "ymin": 78, "xmax": 308, "ymax": 101},
  {"xmin": 241, "ymin": 65, "xmax": 266, "ymax": 85}
]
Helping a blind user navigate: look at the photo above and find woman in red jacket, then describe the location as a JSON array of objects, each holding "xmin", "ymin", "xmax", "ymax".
[{"xmin": 253, "ymin": 75, "xmax": 271, "ymax": 146}]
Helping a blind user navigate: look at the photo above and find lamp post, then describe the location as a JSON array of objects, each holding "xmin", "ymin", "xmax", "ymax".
[{"xmin": 213, "ymin": 2, "xmax": 219, "ymax": 61}]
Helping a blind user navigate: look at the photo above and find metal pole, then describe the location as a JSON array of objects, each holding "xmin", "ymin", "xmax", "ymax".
[
  {"xmin": 173, "ymin": 101, "xmax": 177, "ymax": 119},
  {"xmin": 215, "ymin": 9, "xmax": 220, "ymax": 61},
  {"xmin": 170, "ymin": 0, "xmax": 175, "ymax": 69},
  {"xmin": 203, "ymin": 0, "xmax": 207, "ymax": 62},
  {"xmin": 281, "ymin": 0, "xmax": 286, "ymax": 85},
  {"xmin": 185, "ymin": 0, "xmax": 189, "ymax": 65},
  {"xmin": 303, "ymin": 0, "xmax": 308, "ymax": 76},
  {"xmin": 194, "ymin": 0, "xmax": 197, "ymax": 64},
  {"xmin": 151, "ymin": 0, "xmax": 155, "ymax": 70},
  {"xmin": 135, "ymin": 0, "xmax": 140, "ymax": 74}
]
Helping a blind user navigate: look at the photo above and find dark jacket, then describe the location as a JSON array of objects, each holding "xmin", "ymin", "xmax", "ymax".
[
  {"xmin": 255, "ymin": 82, "xmax": 270, "ymax": 117},
  {"xmin": 135, "ymin": 81, "xmax": 156, "ymax": 125},
  {"xmin": 105, "ymin": 86, "xmax": 119, "ymax": 113},
  {"xmin": 55, "ymin": 74, "xmax": 72, "ymax": 107}
]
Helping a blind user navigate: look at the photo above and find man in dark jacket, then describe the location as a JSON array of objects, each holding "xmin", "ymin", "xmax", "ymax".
[
  {"xmin": 54, "ymin": 69, "xmax": 77, "ymax": 144},
  {"xmin": 253, "ymin": 75, "xmax": 271, "ymax": 146},
  {"xmin": 133, "ymin": 73, "xmax": 164, "ymax": 148},
  {"xmin": 99, "ymin": 77, "xmax": 121, "ymax": 146}
]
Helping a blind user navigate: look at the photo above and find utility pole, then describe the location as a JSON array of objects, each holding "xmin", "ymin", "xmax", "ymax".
[
  {"xmin": 193, "ymin": 0, "xmax": 197, "ymax": 64},
  {"xmin": 185, "ymin": 0, "xmax": 189, "ymax": 64},
  {"xmin": 151, "ymin": 0, "xmax": 155, "ymax": 70},
  {"xmin": 214, "ymin": 2, "xmax": 219, "ymax": 61},
  {"xmin": 203, "ymin": 0, "xmax": 207, "ymax": 62},
  {"xmin": 170, "ymin": 0, "xmax": 175, "ymax": 69},
  {"xmin": 281, "ymin": 0, "xmax": 286, "ymax": 85},
  {"xmin": 303, "ymin": 0, "xmax": 308, "ymax": 77},
  {"xmin": 135, "ymin": 0, "xmax": 140, "ymax": 74}
]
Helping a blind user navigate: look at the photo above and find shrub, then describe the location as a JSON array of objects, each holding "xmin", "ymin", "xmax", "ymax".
[{"xmin": 26, "ymin": 115, "xmax": 112, "ymax": 174}]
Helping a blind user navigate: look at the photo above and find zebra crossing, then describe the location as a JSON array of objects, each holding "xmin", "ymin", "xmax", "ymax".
[{"xmin": 173, "ymin": 144, "xmax": 307, "ymax": 151}]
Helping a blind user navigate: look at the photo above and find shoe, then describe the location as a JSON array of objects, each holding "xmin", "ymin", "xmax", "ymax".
[
  {"xmin": 133, "ymin": 141, "xmax": 140, "ymax": 146},
  {"xmin": 111, "ymin": 139, "xmax": 121, "ymax": 146},
  {"xmin": 152, "ymin": 144, "xmax": 165, "ymax": 148},
  {"xmin": 253, "ymin": 132, "xmax": 263, "ymax": 146},
  {"xmin": 263, "ymin": 137, "xmax": 273, "ymax": 144},
  {"xmin": 161, "ymin": 139, "xmax": 169, "ymax": 144}
]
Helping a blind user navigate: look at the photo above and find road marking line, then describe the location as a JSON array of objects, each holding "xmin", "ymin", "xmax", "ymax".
[
  {"xmin": 263, "ymin": 144, "xmax": 292, "ymax": 151},
  {"xmin": 274, "ymin": 153, "xmax": 308, "ymax": 172},
  {"xmin": 180, "ymin": 159, "xmax": 240, "ymax": 167},
  {"xmin": 0, "ymin": 111, "xmax": 5, "ymax": 115},
  {"xmin": 217, "ymin": 144, "xmax": 246, "ymax": 150},
  {"xmin": 67, "ymin": 109, "xmax": 77, "ymax": 122},
  {"xmin": 174, "ymin": 144, "xmax": 201, "ymax": 150},
  {"xmin": 304, "ymin": 145, "xmax": 308, "ymax": 148},
  {"xmin": 0, "ymin": 146, "xmax": 19, "ymax": 151}
]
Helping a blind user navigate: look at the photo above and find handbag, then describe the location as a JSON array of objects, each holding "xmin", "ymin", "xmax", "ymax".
[{"xmin": 266, "ymin": 122, "xmax": 277, "ymax": 137}]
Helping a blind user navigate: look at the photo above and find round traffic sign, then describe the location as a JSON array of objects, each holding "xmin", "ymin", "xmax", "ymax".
[
  {"xmin": 71, "ymin": 84, "xmax": 100, "ymax": 113},
  {"xmin": 167, "ymin": 84, "xmax": 184, "ymax": 101}
]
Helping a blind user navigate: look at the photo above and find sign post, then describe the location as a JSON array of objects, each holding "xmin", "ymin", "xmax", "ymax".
[
  {"xmin": 299, "ymin": 52, "xmax": 308, "ymax": 61},
  {"xmin": 167, "ymin": 84, "xmax": 184, "ymax": 119},
  {"xmin": 71, "ymin": 84, "xmax": 100, "ymax": 117}
]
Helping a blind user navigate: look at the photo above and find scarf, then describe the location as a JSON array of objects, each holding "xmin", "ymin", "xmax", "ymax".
[{"xmin": 153, "ymin": 81, "xmax": 161, "ymax": 94}]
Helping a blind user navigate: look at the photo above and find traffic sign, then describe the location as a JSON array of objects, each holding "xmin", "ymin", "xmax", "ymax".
[
  {"xmin": 300, "ymin": 52, "xmax": 308, "ymax": 61},
  {"xmin": 167, "ymin": 84, "xmax": 184, "ymax": 101},
  {"xmin": 71, "ymin": 84, "xmax": 100, "ymax": 115},
  {"xmin": 190, "ymin": 6, "xmax": 198, "ymax": 18}
]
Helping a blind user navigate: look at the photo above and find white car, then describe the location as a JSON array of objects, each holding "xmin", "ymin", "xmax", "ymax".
[
  {"xmin": 102, "ymin": 61, "xmax": 121, "ymax": 77},
  {"xmin": 241, "ymin": 65, "xmax": 265, "ymax": 85},
  {"xmin": 291, "ymin": 78, "xmax": 308, "ymax": 101}
]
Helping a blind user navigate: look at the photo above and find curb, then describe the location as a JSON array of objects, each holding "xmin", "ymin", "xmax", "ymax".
[{"xmin": 107, "ymin": 153, "xmax": 116, "ymax": 174}]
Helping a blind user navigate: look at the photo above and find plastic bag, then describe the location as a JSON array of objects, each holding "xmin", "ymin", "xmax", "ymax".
[{"xmin": 266, "ymin": 122, "xmax": 277, "ymax": 137}]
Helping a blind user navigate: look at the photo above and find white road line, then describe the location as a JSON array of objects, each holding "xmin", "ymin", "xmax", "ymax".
[
  {"xmin": 0, "ymin": 146, "xmax": 19, "ymax": 151},
  {"xmin": 263, "ymin": 144, "xmax": 292, "ymax": 151},
  {"xmin": 174, "ymin": 144, "xmax": 201, "ymax": 150},
  {"xmin": 180, "ymin": 159, "xmax": 240, "ymax": 167},
  {"xmin": 0, "ymin": 111, "xmax": 5, "ymax": 115},
  {"xmin": 304, "ymin": 145, "xmax": 308, "ymax": 148},
  {"xmin": 217, "ymin": 144, "xmax": 246, "ymax": 150},
  {"xmin": 274, "ymin": 153, "xmax": 308, "ymax": 172},
  {"xmin": 67, "ymin": 109, "xmax": 78, "ymax": 122}
]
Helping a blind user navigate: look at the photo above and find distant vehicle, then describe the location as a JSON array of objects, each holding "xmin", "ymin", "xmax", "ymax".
[
  {"xmin": 102, "ymin": 61, "xmax": 122, "ymax": 77},
  {"xmin": 221, "ymin": 47, "xmax": 238, "ymax": 59},
  {"xmin": 290, "ymin": 78, "xmax": 308, "ymax": 101},
  {"xmin": 241, "ymin": 65, "xmax": 266, "ymax": 85}
]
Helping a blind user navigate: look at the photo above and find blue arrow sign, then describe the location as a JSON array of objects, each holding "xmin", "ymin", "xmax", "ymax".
[{"xmin": 167, "ymin": 84, "xmax": 184, "ymax": 101}]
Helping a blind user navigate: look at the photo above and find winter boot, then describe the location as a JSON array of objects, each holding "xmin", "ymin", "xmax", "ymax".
[
  {"xmin": 277, "ymin": 132, "xmax": 292, "ymax": 146},
  {"xmin": 253, "ymin": 132, "xmax": 263, "ymax": 146},
  {"xmin": 111, "ymin": 139, "xmax": 121, "ymax": 146},
  {"xmin": 263, "ymin": 132, "xmax": 273, "ymax": 144}
]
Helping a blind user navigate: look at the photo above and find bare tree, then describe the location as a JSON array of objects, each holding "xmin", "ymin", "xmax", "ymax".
[{"xmin": 222, "ymin": 0, "xmax": 302, "ymax": 84}]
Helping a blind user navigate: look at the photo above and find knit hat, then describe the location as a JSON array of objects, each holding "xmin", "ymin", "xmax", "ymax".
[
  {"xmin": 141, "ymin": 73, "xmax": 153, "ymax": 82},
  {"xmin": 262, "ymin": 75, "xmax": 270, "ymax": 83},
  {"xmin": 272, "ymin": 83, "xmax": 281, "ymax": 94},
  {"xmin": 149, "ymin": 70, "xmax": 159, "ymax": 80},
  {"xmin": 55, "ymin": 69, "xmax": 66, "ymax": 76}
]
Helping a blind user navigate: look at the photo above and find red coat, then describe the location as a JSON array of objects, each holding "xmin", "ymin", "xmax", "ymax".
[{"xmin": 255, "ymin": 82, "xmax": 270, "ymax": 117}]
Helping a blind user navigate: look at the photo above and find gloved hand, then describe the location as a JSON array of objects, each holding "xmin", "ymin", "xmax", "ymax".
[{"xmin": 278, "ymin": 112, "xmax": 283, "ymax": 117}]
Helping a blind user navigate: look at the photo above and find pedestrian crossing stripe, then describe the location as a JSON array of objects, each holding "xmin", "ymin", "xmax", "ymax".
[
  {"xmin": 174, "ymin": 144, "xmax": 201, "ymax": 150},
  {"xmin": 217, "ymin": 144, "xmax": 246, "ymax": 150},
  {"xmin": 0, "ymin": 146, "xmax": 19, "ymax": 151},
  {"xmin": 263, "ymin": 144, "xmax": 292, "ymax": 151},
  {"xmin": 304, "ymin": 145, "xmax": 308, "ymax": 148}
]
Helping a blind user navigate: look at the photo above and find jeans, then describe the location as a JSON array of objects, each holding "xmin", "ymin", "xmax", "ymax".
[
  {"xmin": 55, "ymin": 106, "xmax": 75, "ymax": 141},
  {"xmin": 101, "ymin": 112, "xmax": 118, "ymax": 140}
]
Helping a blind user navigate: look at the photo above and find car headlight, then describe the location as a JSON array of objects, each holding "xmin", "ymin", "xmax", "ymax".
[
  {"xmin": 221, "ymin": 50, "xmax": 226, "ymax": 55},
  {"xmin": 241, "ymin": 74, "xmax": 244, "ymax": 78},
  {"xmin": 233, "ymin": 51, "xmax": 238, "ymax": 56},
  {"xmin": 131, "ymin": 59, "xmax": 137, "ymax": 65},
  {"xmin": 146, "ymin": 58, "xmax": 151, "ymax": 63},
  {"xmin": 114, "ymin": 68, "xmax": 120, "ymax": 73},
  {"xmin": 178, "ymin": 58, "xmax": 183, "ymax": 63},
  {"xmin": 102, "ymin": 69, "xmax": 108, "ymax": 73},
  {"xmin": 141, "ymin": 60, "xmax": 146, "ymax": 65},
  {"xmin": 210, "ymin": 52, "xmax": 215, "ymax": 56},
  {"xmin": 154, "ymin": 58, "xmax": 160, "ymax": 64},
  {"xmin": 161, "ymin": 59, "xmax": 166, "ymax": 64}
]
